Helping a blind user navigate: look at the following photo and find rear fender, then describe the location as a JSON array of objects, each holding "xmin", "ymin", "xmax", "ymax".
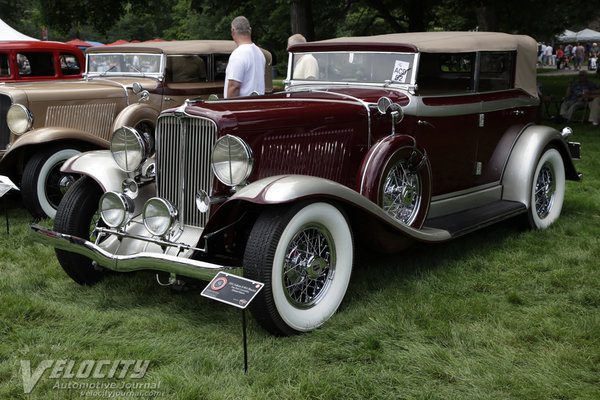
[{"xmin": 502, "ymin": 125, "xmax": 580, "ymax": 207}]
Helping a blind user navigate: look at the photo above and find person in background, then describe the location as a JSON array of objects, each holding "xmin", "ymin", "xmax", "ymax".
[
  {"xmin": 559, "ymin": 71, "xmax": 598, "ymax": 122},
  {"xmin": 574, "ymin": 43, "xmax": 585, "ymax": 70},
  {"xmin": 589, "ymin": 43, "xmax": 598, "ymax": 71},
  {"xmin": 556, "ymin": 45, "xmax": 565, "ymax": 70},
  {"xmin": 224, "ymin": 16, "xmax": 265, "ymax": 98},
  {"xmin": 544, "ymin": 43, "xmax": 553, "ymax": 66},
  {"xmin": 287, "ymin": 34, "xmax": 319, "ymax": 80}
]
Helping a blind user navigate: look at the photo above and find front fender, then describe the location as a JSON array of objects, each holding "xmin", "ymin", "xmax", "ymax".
[
  {"xmin": 5, "ymin": 127, "xmax": 108, "ymax": 155},
  {"xmin": 502, "ymin": 125, "xmax": 580, "ymax": 207},
  {"xmin": 204, "ymin": 175, "xmax": 450, "ymax": 245},
  {"xmin": 61, "ymin": 150, "xmax": 128, "ymax": 192},
  {"xmin": 111, "ymin": 103, "xmax": 160, "ymax": 132}
]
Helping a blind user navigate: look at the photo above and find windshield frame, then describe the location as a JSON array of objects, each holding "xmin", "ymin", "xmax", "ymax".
[
  {"xmin": 287, "ymin": 50, "xmax": 417, "ymax": 88},
  {"xmin": 85, "ymin": 52, "xmax": 165, "ymax": 80}
]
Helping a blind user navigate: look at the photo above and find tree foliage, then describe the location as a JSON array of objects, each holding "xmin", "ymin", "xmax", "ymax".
[{"xmin": 2, "ymin": 0, "xmax": 599, "ymax": 65}]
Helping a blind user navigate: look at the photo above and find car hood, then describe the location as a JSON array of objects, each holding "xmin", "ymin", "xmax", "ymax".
[
  {"xmin": 177, "ymin": 87, "xmax": 410, "ymax": 134},
  {"xmin": 0, "ymin": 77, "xmax": 159, "ymax": 105}
]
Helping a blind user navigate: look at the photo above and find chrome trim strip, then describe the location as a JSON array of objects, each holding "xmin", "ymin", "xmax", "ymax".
[
  {"xmin": 359, "ymin": 136, "xmax": 389, "ymax": 194},
  {"xmin": 30, "ymin": 224, "xmax": 240, "ymax": 281}
]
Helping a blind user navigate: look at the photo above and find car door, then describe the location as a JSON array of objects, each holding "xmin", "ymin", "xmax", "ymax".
[{"xmin": 414, "ymin": 52, "xmax": 480, "ymax": 196}]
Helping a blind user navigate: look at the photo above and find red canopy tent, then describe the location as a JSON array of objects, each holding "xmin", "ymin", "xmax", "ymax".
[
  {"xmin": 65, "ymin": 38, "xmax": 92, "ymax": 48},
  {"xmin": 144, "ymin": 38, "xmax": 165, "ymax": 42},
  {"xmin": 106, "ymin": 39, "xmax": 130, "ymax": 46}
]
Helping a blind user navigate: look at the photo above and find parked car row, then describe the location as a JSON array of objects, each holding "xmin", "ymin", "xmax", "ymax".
[
  {"xmin": 20, "ymin": 32, "xmax": 582, "ymax": 336},
  {"xmin": 0, "ymin": 40, "xmax": 272, "ymax": 218}
]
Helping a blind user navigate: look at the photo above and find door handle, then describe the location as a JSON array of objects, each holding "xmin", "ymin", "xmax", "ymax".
[
  {"xmin": 512, "ymin": 110, "xmax": 524, "ymax": 116},
  {"xmin": 418, "ymin": 120, "xmax": 435, "ymax": 128}
]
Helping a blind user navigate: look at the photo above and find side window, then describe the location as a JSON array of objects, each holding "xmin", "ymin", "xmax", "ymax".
[
  {"xmin": 17, "ymin": 52, "xmax": 55, "ymax": 77},
  {"xmin": 478, "ymin": 52, "xmax": 515, "ymax": 91},
  {"xmin": 213, "ymin": 54, "xmax": 229, "ymax": 81},
  {"xmin": 165, "ymin": 55, "xmax": 208, "ymax": 83},
  {"xmin": 417, "ymin": 52, "xmax": 475, "ymax": 93},
  {"xmin": 0, "ymin": 53, "xmax": 10, "ymax": 77},
  {"xmin": 60, "ymin": 53, "xmax": 82, "ymax": 76}
]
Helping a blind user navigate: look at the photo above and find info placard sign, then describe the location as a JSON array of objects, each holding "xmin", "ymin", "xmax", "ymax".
[{"xmin": 201, "ymin": 272, "xmax": 264, "ymax": 309}]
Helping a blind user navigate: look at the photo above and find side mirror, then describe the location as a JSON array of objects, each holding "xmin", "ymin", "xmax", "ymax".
[{"xmin": 376, "ymin": 96, "xmax": 404, "ymax": 135}]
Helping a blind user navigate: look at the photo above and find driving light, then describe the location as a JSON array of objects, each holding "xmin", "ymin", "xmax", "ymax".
[
  {"xmin": 6, "ymin": 104, "xmax": 34, "ymax": 135},
  {"xmin": 143, "ymin": 197, "xmax": 177, "ymax": 237},
  {"xmin": 99, "ymin": 192, "xmax": 134, "ymax": 228},
  {"xmin": 211, "ymin": 135, "xmax": 253, "ymax": 186},
  {"xmin": 110, "ymin": 126, "xmax": 151, "ymax": 172}
]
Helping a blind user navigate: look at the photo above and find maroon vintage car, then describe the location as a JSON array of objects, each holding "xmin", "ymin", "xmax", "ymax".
[{"xmin": 32, "ymin": 32, "xmax": 581, "ymax": 336}]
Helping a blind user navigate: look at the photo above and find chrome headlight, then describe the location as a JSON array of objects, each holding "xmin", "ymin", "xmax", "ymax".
[
  {"xmin": 143, "ymin": 197, "xmax": 177, "ymax": 237},
  {"xmin": 7, "ymin": 104, "xmax": 34, "ymax": 135},
  {"xmin": 99, "ymin": 192, "xmax": 134, "ymax": 228},
  {"xmin": 211, "ymin": 135, "xmax": 253, "ymax": 186},
  {"xmin": 110, "ymin": 126, "xmax": 151, "ymax": 172}
]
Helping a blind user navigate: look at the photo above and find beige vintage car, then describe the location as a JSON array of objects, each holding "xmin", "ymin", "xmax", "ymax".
[{"xmin": 0, "ymin": 40, "xmax": 273, "ymax": 218}]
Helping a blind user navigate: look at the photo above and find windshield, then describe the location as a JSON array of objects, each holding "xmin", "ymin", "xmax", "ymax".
[
  {"xmin": 86, "ymin": 53, "xmax": 163, "ymax": 77},
  {"xmin": 290, "ymin": 51, "xmax": 416, "ymax": 84}
]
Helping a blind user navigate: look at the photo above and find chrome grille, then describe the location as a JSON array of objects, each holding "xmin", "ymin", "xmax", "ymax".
[
  {"xmin": 0, "ymin": 94, "xmax": 11, "ymax": 149},
  {"xmin": 45, "ymin": 103, "xmax": 117, "ymax": 140},
  {"xmin": 156, "ymin": 115, "xmax": 217, "ymax": 228}
]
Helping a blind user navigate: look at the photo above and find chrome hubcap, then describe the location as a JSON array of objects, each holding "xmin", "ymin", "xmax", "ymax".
[
  {"xmin": 59, "ymin": 174, "xmax": 76, "ymax": 195},
  {"xmin": 535, "ymin": 163, "xmax": 555, "ymax": 219},
  {"xmin": 282, "ymin": 224, "xmax": 335, "ymax": 308}
]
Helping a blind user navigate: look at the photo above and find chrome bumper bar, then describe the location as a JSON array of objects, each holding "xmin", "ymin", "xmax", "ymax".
[{"xmin": 30, "ymin": 224, "xmax": 241, "ymax": 281}]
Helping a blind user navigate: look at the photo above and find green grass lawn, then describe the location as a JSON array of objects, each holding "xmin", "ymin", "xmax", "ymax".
[{"xmin": 1, "ymin": 78, "xmax": 599, "ymax": 399}]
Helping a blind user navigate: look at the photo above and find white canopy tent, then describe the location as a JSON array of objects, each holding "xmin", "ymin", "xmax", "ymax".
[
  {"xmin": 557, "ymin": 28, "xmax": 600, "ymax": 43},
  {"xmin": 557, "ymin": 29, "xmax": 577, "ymax": 43},
  {"xmin": 574, "ymin": 28, "xmax": 600, "ymax": 42},
  {"xmin": 0, "ymin": 18, "xmax": 38, "ymax": 41}
]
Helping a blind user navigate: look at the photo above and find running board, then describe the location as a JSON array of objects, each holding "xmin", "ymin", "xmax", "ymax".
[{"xmin": 423, "ymin": 200, "xmax": 526, "ymax": 238}]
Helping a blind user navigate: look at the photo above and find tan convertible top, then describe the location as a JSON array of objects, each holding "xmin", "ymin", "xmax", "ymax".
[
  {"xmin": 298, "ymin": 32, "xmax": 538, "ymax": 97},
  {"xmin": 87, "ymin": 40, "xmax": 239, "ymax": 55}
]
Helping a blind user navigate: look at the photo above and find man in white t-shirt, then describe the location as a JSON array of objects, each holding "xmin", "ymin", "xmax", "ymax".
[{"xmin": 224, "ymin": 16, "xmax": 266, "ymax": 98}]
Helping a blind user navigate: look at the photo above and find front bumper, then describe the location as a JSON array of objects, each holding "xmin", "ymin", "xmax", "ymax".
[{"xmin": 30, "ymin": 224, "xmax": 241, "ymax": 281}]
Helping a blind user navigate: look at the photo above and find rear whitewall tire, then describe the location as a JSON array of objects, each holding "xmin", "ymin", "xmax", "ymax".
[{"xmin": 527, "ymin": 148, "xmax": 565, "ymax": 229}]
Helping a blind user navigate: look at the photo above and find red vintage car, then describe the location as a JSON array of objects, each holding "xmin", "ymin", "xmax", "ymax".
[
  {"xmin": 32, "ymin": 32, "xmax": 581, "ymax": 336},
  {"xmin": 0, "ymin": 41, "xmax": 84, "ymax": 82}
]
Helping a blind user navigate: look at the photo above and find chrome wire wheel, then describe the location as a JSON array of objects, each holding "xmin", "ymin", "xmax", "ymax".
[
  {"xmin": 534, "ymin": 161, "xmax": 556, "ymax": 219},
  {"xmin": 382, "ymin": 158, "xmax": 422, "ymax": 225},
  {"xmin": 282, "ymin": 223, "xmax": 335, "ymax": 308}
]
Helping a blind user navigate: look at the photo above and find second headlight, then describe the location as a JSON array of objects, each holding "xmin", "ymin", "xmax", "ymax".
[
  {"xmin": 143, "ymin": 197, "xmax": 178, "ymax": 237},
  {"xmin": 110, "ymin": 126, "xmax": 152, "ymax": 172},
  {"xmin": 99, "ymin": 192, "xmax": 134, "ymax": 228},
  {"xmin": 211, "ymin": 135, "xmax": 253, "ymax": 186}
]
